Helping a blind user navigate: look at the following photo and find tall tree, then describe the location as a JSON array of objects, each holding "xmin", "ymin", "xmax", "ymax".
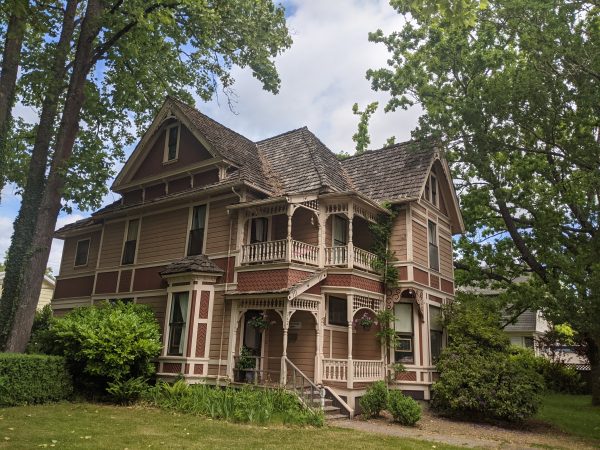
[
  {"xmin": 0, "ymin": 0, "xmax": 292, "ymax": 351},
  {"xmin": 365, "ymin": 0, "xmax": 600, "ymax": 404}
]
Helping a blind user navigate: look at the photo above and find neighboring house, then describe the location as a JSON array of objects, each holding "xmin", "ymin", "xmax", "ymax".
[
  {"xmin": 0, "ymin": 272, "xmax": 55, "ymax": 310},
  {"xmin": 52, "ymin": 97, "xmax": 464, "ymax": 409},
  {"xmin": 504, "ymin": 309, "xmax": 549, "ymax": 355}
]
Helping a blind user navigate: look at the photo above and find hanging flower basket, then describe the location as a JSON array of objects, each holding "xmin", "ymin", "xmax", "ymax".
[
  {"xmin": 354, "ymin": 311, "xmax": 377, "ymax": 331},
  {"xmin": 248, "ymin": 312, "xmax": 274, "ymax": 332}
]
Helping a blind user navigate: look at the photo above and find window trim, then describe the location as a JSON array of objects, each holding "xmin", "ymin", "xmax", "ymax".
[
  {"xmin": 327, "ymin": 295, "xmax": 348, "ymax": 327},
  {"xmin": 394, "ymin": 302, "xmax": 415, "ymax": 365},
  {"xmin": 74, "ymin": 238, "xmax": 91, "ymax": 268},
  {"xmin": 429, "ymin": 305, "xmax": 443, "ymax": 365},
  {"xmin": 250, "ymin": 216, "xmax": 270, "ymax": 244},
  {"xmin": 423, "ymin": 173, "xmax": 440, "ymax": 208},
  {"xmin": 121, "ymin": 218, "xmax": 141, "ymax": 266},
  {"xmin": 165, "ymin": 290, "xmax": 191, "ymax": 357},
  {"xmin": 163, "ymin": 123, "xmax": 181, "ymax": 164},
  {"xmin": 186, "ymin": 203, "xmax": 208, "ymax": 256},
  {"xmin": 428, "ymin": 219, "xmax": 439, "ymax": 272},
  {"xmin": 332, "ymin": 214, "xmax": 348, "ymax": 247}
]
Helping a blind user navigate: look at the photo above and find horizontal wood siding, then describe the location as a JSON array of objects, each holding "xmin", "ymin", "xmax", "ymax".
[
  {"xmin": 287, "ymin": 311, "xmax": 316, "ymax": 379},
  {"xmin": 330, "ymin": 329, "xmax": 348, "ymax": 358},
  {"xmin": 390, "ymin": 209, "xmax": 407, "ymax": 261},
  {"xmin": 136, "ymin": 295, "xmax": 167, "ymax": 336},
  {"xmin": 137, "ymin": 208, "xmax": 188, "ymax": 263},
  {"xmin": 208, "ymin": 292, "xmax": 230, "ymax": 361},
  {"xmin": 98, "ymin": 221, "xmax": 126, "ymax": 269},
  {"xmin": 205, "ymin": 199, "xmax": 233, "ymax": 255},
  {"xmin": 412, "ymin": 221, "xmax": 428, "ymax": 266},
  {"xmin": 353, "ymin": 326, "xmax": 381, "ymax": 360},
  {"xmin": 59, "ymin": 231, "xmax": 102, "ymax": 277},
  {"xmin": 265, "ymin": 312, "xmax": 283, "ymax": 377}
]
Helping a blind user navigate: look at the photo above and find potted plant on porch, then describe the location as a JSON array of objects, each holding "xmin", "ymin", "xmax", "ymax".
[
  {"xmin": 354, "ymin": 311, "xmax": 377, "ymax": 331},
  {"xmin": 236, "ymin": 346, "xmax": 256, "ymax": 383},
  {"xmin": 247, "ymin": 312, "xmax": 273, "ymax": 333}
]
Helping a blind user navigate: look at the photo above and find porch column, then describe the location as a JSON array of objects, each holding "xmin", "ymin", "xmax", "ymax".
[
  {"xmin": 286, "ymin": 204, "xmax": 293, "ymax": 263},
  {"xmin": 280, "ymin": 323, "xmax": 289, "ymax": 385},
  {"xmin": 347, "ymin": 203, "xmax": 354, "ymax": 269},
  {"xmin": 347, "ymin": 294, "xmax": 354, "ymax": 389},
  {"xmin": 317, "ymin": 205, "xmax": 326, "ymax": 268},
  {"xmin": 227, "ymin": 302, "xmax": 240, "ymax": 380},
  {"xmin": 314, "ymin": 320, "xmax": 322, "ymax": 384}
]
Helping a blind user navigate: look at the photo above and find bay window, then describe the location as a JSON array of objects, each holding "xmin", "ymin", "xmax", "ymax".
[
  {"xmin": 430, "ymin": 305, "xmax": 443, "ymax": 364},
  {"xmin": 394, "ymin": 302, "xmax": 414, "ymax": 364},
  {"xmin": 168, "ymin": 292, "xmax": 189, "ymax": 356}
]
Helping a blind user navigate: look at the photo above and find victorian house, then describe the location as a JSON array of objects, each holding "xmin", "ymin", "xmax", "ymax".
[{"xmin": 52, "ymin": 97, "xmax": 464, "ymax": 414}]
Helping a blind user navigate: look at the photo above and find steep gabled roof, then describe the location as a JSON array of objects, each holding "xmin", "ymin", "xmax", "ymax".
[
  {"xmin": 256, "ymin": 127, "xmax": 353, "ymax": 194},
  {"xmin": 341, "ymin": 141, "xmax": 436, "ymax": 202}
]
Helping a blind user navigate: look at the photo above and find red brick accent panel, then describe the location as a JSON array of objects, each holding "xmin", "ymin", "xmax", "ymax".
[
  {"xmin": 118, "ymin": 269, "xmax": 132, "ymax": 293},
  {"xmin": 195, "ymin": 323, "xmax": 207, "ymax": 357},
  {"xmin": 323, "ymin": 274, "xmax": 384, "ymax": 293},
  {"xmin": 94, "ymin": 271, "xmax": 118, "ymax": 294},
  {"xmin": 199, "ymin": 291, "xmax": 210, "ymax": 319},
  {"xmin": 414, "ymin": 268, "xmax": 429, "ymax": 285},
  {"xmin": 186, "ymin": 292, "xmax": 197, "ymax": 358},
  {"xmin": 132, "ymin": 266, "xmax": 167, "ymax": 291},
  {"xmin": 162, "ymin": 363, "xmax": 182, "ymax": 373},
  {"xmin": 194, "ymin": 364, "xmax": 204, "ymax": 375},
  {"xmin": 213, "ymin": 257, "xmax": 235, "ymax": 283},
  {"xmin": 398, "ymin": 266, "xmax": 408, "ymax": 280},
  {"xmin": 430, "ymin": 295, "xmax": 443, "ymax": 303},
  {"xmin": 305, "ymin": 282, "xmax": 322, "ymax": 295},
  {"xmin": 236, "ymin": 269, "xmax": 312, "ymax": 292},
  {"xmin": 396, "ymin": 371, "xmax": 417, "ymax": 381},
  {"xmin": 54, "ymin": 276, "xmax": 95, "ymax": 299},
  {"xmin": 430, "ymin": 274, "xmax": 440, "ymax": 289},
  {"xmin": 441, "ymin": 278, "xmax": 454, "ymax": 294}
]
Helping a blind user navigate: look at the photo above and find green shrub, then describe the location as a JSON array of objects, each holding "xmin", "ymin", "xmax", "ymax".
[
  {"xmin": 0, "ymin": 353, "xmax": 73, "ymax": 406},
  {"xmin": 359, "ymin": 380, "xmax": 388, "ymax": 418},
  {"xmin": 431, "ymin": 342, "xmax": 544, "ymax": 423},
  {"xmin": 107, "ymin": 377, "xmax": 149, "ymax": 404},
  {"xmin": 26, "ymin": 304, "xmax": 54, "ymax": 354},
  {"xmin": 145, "ymin": 382, "xmax": 323, "ymax": 426},
  {"xmin": 387, "ymin": 390, "xmax": 421, "ymax": 426},
  {"xmin": 532, "ymin": 354, "xmax": 584, "ymax": 394},
  {"xmin": 43, "ymin": 301, "xmax": 161, "ymax": 394}
]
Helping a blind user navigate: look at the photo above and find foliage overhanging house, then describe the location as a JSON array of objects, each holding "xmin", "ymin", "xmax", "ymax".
[{"xmin": 52, "ymin": 97, "xmax": 464, "ymax": 411}]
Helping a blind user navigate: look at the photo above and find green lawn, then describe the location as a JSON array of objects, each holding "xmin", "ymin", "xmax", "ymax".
[
  {"xmin": 536, "ymin": 393, "xmax": 600, "ymax": 442},
  {"xmin": 0, "ymin": 402, "xmax": 459, "ymax": 450}
]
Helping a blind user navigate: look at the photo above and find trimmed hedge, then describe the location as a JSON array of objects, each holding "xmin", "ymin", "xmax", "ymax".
[{"xmin": 0, "ymin": 353, "xmax": 73, "ymax": 406}]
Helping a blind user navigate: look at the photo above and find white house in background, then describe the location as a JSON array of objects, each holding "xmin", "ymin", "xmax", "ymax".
[
  {"xmin": 503, "ymin": 309, "xmax": 549, "ymax": 355},
  {"xmin": 0, "ymin": 272, "xmax": 56, "ymax": 310}
]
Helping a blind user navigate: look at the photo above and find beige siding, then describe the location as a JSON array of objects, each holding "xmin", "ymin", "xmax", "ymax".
[
  {"xmin": 137, "ymin": 208, "xmax": 188, "ymax": 263},
  {"xmin": 330, "ymin": 329, "xmax": 348, "ymax": 358},
  {"xmin": 98, "ymin": 221, "xmax": 126, "ymax": 268},
  {"xmin": 51, "ymin": 297, "xmax": 92, "ymax": 316},
  {"xmin": 38, "ymin": 284, "xmax": 54, "ymax": 309},
  {"xmin": 59, "ymin": 231, "xmax": 102, "ymax": 276},
  {"xmin": 390, "ymin": 209, "xmax": 407, "ymax": 261},
  {"xmin": 208, "ymin": 291, "xmax": 230, "ymax": 360},
  {"xmin": 205, "ymin": 199, "xmax": 235, "ymax": 254},
  {"xmin": 287, "ymin": 311, "xmax": 316, "ymax": 378},
  {"xmin": 439, "ymin": 236, "xmax": 453, "ymax": 278},
  {"xmin": 353, "ymin": 327, "xmax": 381, "ymax": 360},
  {"xmin": 136, "ymin": 295, "xmax": 167, "ymax": 336},
  {"xmin": 412, "ymin": 221, "xmax": 428, "ymax": 266}
]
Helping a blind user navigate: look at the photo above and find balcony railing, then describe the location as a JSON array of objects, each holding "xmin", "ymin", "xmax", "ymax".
[
  {"xmin": 353, "ymin": 247, "xmax": 377, "ymax": 272},
  {"xmin": 325, "ymin": 246, "xmax": 347, "ymax": 266},
  {"xmin": 241, "ymin": 239, "xmax": 319, "ymax": 265}
]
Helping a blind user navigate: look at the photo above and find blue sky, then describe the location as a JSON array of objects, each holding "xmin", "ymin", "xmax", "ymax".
[{"xmin": 0, "ymin": 0, "xmax": 422, "ymax": 274}]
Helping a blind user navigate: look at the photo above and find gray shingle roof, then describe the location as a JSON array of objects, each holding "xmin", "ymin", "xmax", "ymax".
[
  {"xmin": 159, "ymin": 254, "xmax": 224, "ymax": 276},
  {"xmin": 341, "ymin": 141, "xmax": 436, "ymax": 202},
  {"xmin": 256, "ymin": 127, "xmax": 353, "ymax": 195}
]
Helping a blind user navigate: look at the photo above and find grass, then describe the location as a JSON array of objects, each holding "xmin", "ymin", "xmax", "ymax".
[
  {"xmin": 0, "ymin": 402, "xmax": 462, "ymax": 450},
  {"xmin": 536, "ymin": 393, "xmax": 600, "ymax": 442}
]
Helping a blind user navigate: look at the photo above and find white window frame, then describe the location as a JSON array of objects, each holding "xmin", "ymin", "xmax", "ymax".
[
  {"xmin": 428, "ymin": 219, "xmax": 439, "ymax": 272},
  {"xmin": 332, "ymin": 214, "xmax": 348, "ymax": 247},
  {"xmin": 248, "ymin": 216, "xmax": 271, "ymax": 244},
  {"xmin": 326, "ymin": 295, "xmax": 348, "ymax": 328},
  {"xmin": 74, "ymin": 238, "xmax": 91, "ymax": 267},
  {"xmin": 164, "ymin": 289, "xmax": 192, "ymax": 357},
  {"xmin": 163, "ymin": 123, "xmax": 181, "ymax": 163},
  {"xmin": 120, "ymin": 218, "xmax": 141, "ymax": 266},
  {"xmin": 393, "ymin": 301, "xmax": 415, "ymax": 365},
  {"xmin": 185, "ymin": 202, "xmax": 209, "ymax": 256}
]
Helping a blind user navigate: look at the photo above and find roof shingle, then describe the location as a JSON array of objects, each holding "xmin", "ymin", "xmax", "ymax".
[{"xmin": 159, "ymin": 254, "xmax": 224, "ymax": 276}]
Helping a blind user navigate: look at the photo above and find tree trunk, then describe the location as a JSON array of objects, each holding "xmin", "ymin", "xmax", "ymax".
[
  {"xmin": 0, "ymin": 1, "xmax": 28, "ymax": 196},
  {"xmin": 587, "ymin": 336, "xmax": 600, "ymax": 406},
  {"xmin": 4, "ymin": 0, "xmax": 102, "ymax": 352},
  {"xmin": 0, "ymin": 0, "xmax": 78, "ymax": 349}
]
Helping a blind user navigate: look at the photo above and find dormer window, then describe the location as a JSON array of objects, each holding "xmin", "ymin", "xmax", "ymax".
[{"xmin": 164, "ymin": 124, "xmax": 180, "ymax": 162}]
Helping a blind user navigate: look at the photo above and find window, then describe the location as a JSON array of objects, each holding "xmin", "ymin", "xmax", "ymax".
[
  {"xmin": 394, "ymin": 303, "xmax": 414, "ymax": 364},
  {"xmin": 250, "ymin": 217, "xmax": 268, "ymax": 244},
  {"xmin": 168, "ymin": 292, "xmax": 189, "ymax": 356},
  {"xmin": 431, "ymin": 175, "xmax": 438, "ymax": 206},
  {"xmin": 121, "ymin": 219, "xmax": 139, "ymax": 265},
  {"xmin": 428, "ymin": 220, "xmax": 439, "ymax": 271},
  {"xmin": 430, "ymin": 305, "xmax": 443, "ymax": 364},
  {"xmin": 164, "ymin": 124, "xmax": 180, "ymax": 162},
  {"xmin": 424, "ymin": 177, "xmax": 430, "ymax": 202},
  {"xmin": 74, "ymin": 239, "xmax": 90, "ymax": 267},
  {"xmin": 524, "ymin": 336, "xmax": 534, "ymax": 349},
  {"xmin": 328, "ymin": 296, "xmax": 348, "ymax": 326},
  {"xmin": 187, "ymin": 204, "xmax": 207, "ymax": 256},
  {"xmin": 333, "ymin": 215, "xmax": 348, "ymax": 246}
]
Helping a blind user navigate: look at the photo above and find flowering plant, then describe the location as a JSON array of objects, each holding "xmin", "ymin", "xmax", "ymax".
[
  {"xmin": 354, "ymin": 311, "xmax": 377, "ymax": 329},
  {"xmin": 248, "ymin": 312, "xmax": 275, "ymax": 331}
]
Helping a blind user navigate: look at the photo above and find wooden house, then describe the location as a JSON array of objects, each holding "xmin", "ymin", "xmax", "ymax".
[{"xmin": 52, "ymin": 97, "xmax": 464, "ymax": 414}]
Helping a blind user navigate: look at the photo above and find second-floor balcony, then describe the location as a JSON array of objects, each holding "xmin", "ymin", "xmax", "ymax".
[{"xmin": 241, "ymin": 239, "xmax": 378, "ymax": 272}]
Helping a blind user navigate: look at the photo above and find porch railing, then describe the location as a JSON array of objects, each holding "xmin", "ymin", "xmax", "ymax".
[
  {"xmin": 241, "ymin": 239, "xmax": 318, "ymax": 265},
  {"xmin": 233, "ymin": 355, "xmax": 281, "ymax": 385},
  {"xmin": 353, "ymin": 247, "xmax": 377, "ymax": 272},
  {"xmin": 325, "ymin": 246, "xmax": 347, "ymax": 266},
  {"xmin": 322, "ymin": 358, "xmax": 386, "ymax": 384},
  {"xmin": 283, "ymin": 356, "xmax": 325, "ymax": 410}
]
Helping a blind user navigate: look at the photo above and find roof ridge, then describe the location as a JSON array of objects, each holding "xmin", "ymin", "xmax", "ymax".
[
  {"xmin": 254, "ymin": 126, "xmax": 308, "ymax": 144},
  {"xmin": 341, "ymin": 139, "xmax": 417, "ymax": 162}
]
